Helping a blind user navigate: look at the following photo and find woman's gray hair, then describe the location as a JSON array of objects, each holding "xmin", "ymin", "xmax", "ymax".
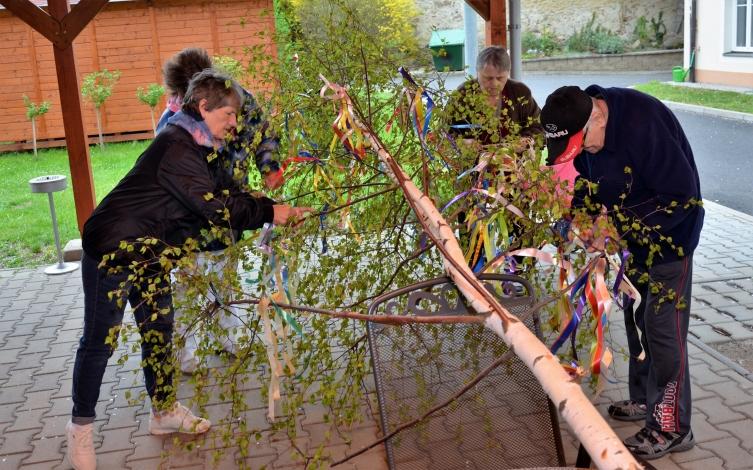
[
  {"xmin": 182, "ymin": 69, "xmax": 243, "ymax": 115},
  {"xmin": 476, "ymin": 46, "xmax": 511, "ymax": 73}
]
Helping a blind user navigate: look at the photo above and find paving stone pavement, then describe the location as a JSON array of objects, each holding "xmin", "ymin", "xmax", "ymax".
[
  {"xmin": 1, "ymin": 199, "xmax": 753, "ymax": 470},
  {"xmin": 0, "ymin": 265, "xmax": 387, "ymax": 470}
]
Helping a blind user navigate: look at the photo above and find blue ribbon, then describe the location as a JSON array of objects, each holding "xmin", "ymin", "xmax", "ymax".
[
  {"xmin": 398, "ymin": 67, "xmax": 451, "ymax": 171},
  {"xmin": 319, "ymin": 203, "xmax": 329, "ymax": 254},
  {"xmin": 612, "ymin": 249, "xmax": 630, "ymax": 309},
  {"xmin": 550, "ymin": 269, "xmax": 589, "ymax": 355}
]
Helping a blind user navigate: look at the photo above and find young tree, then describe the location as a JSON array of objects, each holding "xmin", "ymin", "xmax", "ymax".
[
  {"xmin": 81, "ymin": 69, "xmax": 121, "ymax": 148},
  {"xmin": 97, "ymin": 1, "xmax": 673, "ymax": 468},
  {"xmin": 136, "ymin": 83, "xmax": 165, "ymax": 136},
  {"xmin": 22, "ymin": 94, "xmax": 50, "ymax": 157},
  {"xmin": 212, "ymin": 55, "xmax": 244, "ymax": 80}
]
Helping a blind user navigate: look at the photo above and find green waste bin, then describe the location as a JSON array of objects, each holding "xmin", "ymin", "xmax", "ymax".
[{"xmin": 429, "ymin": 29, "xmax": 465, "ymax": 72}]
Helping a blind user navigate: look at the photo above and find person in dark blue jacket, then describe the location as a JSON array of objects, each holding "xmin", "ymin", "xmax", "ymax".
[{"xmin": 541, "ymin": 85, "xmax": 704, "ymax": 460}]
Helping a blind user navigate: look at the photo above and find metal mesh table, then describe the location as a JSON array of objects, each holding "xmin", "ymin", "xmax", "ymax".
[{"xmin": 367, "ymin": 274, "xmax": 566, "ymax": 470}]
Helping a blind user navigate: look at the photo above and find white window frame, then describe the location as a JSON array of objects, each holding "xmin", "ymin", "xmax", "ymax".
[{"xmin": 731, "ymin": 0, "xmax": 753, "ymax": 52}]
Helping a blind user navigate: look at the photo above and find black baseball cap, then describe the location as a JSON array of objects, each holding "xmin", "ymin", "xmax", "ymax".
[{"xmin": 540, "ymin": 86, "xmax": 593, "ymax": 165}]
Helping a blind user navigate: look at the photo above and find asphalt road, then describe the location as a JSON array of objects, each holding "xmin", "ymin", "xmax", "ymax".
[{"xmin": 442, "ymin": 71, "xmax": 753, "ymax": 215}]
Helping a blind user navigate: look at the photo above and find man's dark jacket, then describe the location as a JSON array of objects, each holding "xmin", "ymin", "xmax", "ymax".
[
  {"xmin": 573, "ymin": 85, "xmax": 704, "ymax": 266},
  {"xmin": 82, "ymin": 124, "xmax": 274, "ymax": 262}
]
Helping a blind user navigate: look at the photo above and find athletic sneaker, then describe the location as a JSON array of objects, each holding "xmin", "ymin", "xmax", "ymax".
[
  {"xmin": 607, "ymin": 399, "xmax": 647, "ymax": 421},
  {"xmin": 178, "ymin": 333, "xmax": 201, "ymax": 374},
  {"xmin": 149, "ymin": 401, "xmax": 211, "ymax": 435},
  {"xmin": 623, "ymin": 427, "xmax": 651, "ymax": 447},
  {"xmin": 66, "ymin": 421, "xmax": 96, "ymax": 470},
  {"xmin": 625, "ymin": 428, "xmax": 695, "ymax": 460}
]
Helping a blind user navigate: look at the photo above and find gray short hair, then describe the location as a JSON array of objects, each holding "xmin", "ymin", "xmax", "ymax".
[
  {"xmin": 476, "ymin": 46, "xmax": 511, "ymax": 73},
  {"xmin": 182, "ymin": 69, "xmax": 243, "ymax": 115}
]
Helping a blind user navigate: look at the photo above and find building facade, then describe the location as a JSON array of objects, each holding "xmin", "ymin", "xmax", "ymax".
[{"xmin": 683, "ymin": 0, "xmax": 753, "ymax": 87}]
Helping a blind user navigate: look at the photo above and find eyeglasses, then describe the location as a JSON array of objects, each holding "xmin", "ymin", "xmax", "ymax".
[{"xmin": 580, "ymin": 116, "xmax": 593, "ymax": 152}]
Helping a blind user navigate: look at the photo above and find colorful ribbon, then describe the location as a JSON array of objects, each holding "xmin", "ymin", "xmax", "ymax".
[{"xmin": 319, "ymin": 75, "xmax": 366, "ymax": 160}]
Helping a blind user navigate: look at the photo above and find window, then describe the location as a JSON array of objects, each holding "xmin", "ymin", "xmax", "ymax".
[{"xmin": 734, "ymin": 0, "xmax": 753, "ymax": 51}]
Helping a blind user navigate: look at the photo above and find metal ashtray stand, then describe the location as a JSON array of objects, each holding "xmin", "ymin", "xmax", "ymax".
[{"xmin": 29, "ymin": 175, "xmax": 79, "ymax": 275}]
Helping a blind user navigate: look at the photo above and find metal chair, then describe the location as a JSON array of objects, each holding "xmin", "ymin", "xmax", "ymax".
[{"xmin": 366, "ymin": 273, "xmax": 567, "ymax": 469}]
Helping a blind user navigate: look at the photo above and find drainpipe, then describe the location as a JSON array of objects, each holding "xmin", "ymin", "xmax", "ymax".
[
  {"xmin": 689, "ymin": 0, "xmax": 697, "ymax": 82},
  {"xmin": 464, "ymin": 2, "xmax": 479, "ymax": 76},
  {"xmin": 509, "ymin": 0, "xmax": 522, "ymax": 80}
]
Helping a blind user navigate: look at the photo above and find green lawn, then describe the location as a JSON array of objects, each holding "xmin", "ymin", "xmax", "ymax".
[
  {"xmin": 633, "ymin": 81, "xmax": 753, "ymax": 114},
  {"xmin": 3, "ymin": 81, "xmax": 751, "ymax": 269},
  {"xmin": 0, "ymin": 141, "xmax": 148, "ymax": 268}
]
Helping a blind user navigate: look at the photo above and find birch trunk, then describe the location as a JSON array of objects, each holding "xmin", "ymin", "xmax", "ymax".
[{"xmin": 365, "ymin": 131, "xmax": 642, "ymax": 470}]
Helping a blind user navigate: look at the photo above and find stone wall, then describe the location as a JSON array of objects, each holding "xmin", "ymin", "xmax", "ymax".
[
  {"xmin": 522, "ymin": 49, "xmax": 683, "ymax": 72},
  {"xmin": 414, "ymin": 0, "xmax": 684, "ymax": 49},
  {"xmin": 415, "ymin": 0, "xmax": 486, "ymax": 50},
  {"xmin": 522, "ymin": 0, "xmax": 684, "ymax": 47}
]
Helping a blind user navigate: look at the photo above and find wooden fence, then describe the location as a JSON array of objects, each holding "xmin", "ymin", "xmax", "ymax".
[{"xmin": 0, "ymin": 0, "xmax": 276, "ymax": 151}]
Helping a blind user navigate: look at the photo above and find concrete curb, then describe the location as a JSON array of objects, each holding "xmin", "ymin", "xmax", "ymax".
[
  {"xmin": 687, "ymin": 335, "xmax": 753, "ymax": 383},
  {"xmin": 703, "ymin": 200, "xmax": 753, "ymax": 223},
  {"xmin": 662, "ymin": 100, "xmax": 753, "ymax": 124}
]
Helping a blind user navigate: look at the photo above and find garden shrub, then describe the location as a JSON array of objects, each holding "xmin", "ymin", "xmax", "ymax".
[
  {"xmin": 566, "ymin": 12, "xmax": 625, "ymax": 54},
  {"xmin": 632, "ymin": 12, "xmax": 667, "ymax": 49},
  {"xmin": 522, "ymin": 28, "xmax": 562, "ymax": 57},
  {"xmin": 593, "ymin": 32, "xmax": 625, "ymax": 54},
  {"xmin": 287, "ymin": 0, "xmax": 421, "ymax": 59}
]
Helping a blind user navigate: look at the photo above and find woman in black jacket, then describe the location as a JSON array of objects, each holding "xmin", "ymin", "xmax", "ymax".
[{"xmin": 65, "ymin": 69, "xmax": 307, "ymax": 470}]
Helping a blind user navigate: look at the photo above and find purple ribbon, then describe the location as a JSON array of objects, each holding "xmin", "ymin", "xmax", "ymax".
[
  {"xmin": 440, "ymin": 190, "xmax": 471, "ymax": 213},
  {"xmin": 550, "ymin": 269, "xmax": 589, "ymax": 355}
]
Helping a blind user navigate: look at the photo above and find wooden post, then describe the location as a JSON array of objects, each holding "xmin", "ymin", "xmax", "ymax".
[
  {"xmin": 209, "ymin": 3, "xmax": 220, "ymax": 55},
  {"xmin": 48, "ymin": 0, "xmax": 96, "ymax": 232},
  {"xmin": 148, "ymin": 5, "xmax": 165, "ymax": 111},
  {"xmin": 485, "ymin": 0, "xmax": 506, "ymax": 47}
]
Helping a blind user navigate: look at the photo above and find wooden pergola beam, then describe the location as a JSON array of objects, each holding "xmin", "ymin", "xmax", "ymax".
[
  {"xmin": 0, "ymin": 0, "xmax": 106, "ymax": 231},
  {"xmin": 1, "ymin": 0, "xmax": 62, "ymax": 46},
  {"xmin": 49, "ymin": 0, "xmax": 97, "ymax": 231},
  {"xmin": 61, "ymin": 0, "xmax": 108, "ymax": 45},
  {"xmin": 464, "ymin": 0, "xmax": 489, "ymax": 20},
  {"xmin": 0, "ymin": 0, "xmax": 108, "ymax": 48},
  {"xmin": 485, "ymin": 0, "xmax": 506, "ymax": 47},
  {"xmin": 464, "ymin": 0, "xmax": 506, "ymax": 47}
]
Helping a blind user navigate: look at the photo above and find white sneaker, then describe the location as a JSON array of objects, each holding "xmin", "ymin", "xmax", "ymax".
[
  {"xmin": 66, "ymin": 421, "xmax": 96, "ymax": 470},
  {"xmin": 210, "ymin": 305, "xmax": 249, "ymax": 356},
  {"xmin": 148, "ymin": 401, "xmax": 211, "ymax": 435},
  {"xmin": 178, "ymin": 333, "xmax": 201, "ymax": 374}
]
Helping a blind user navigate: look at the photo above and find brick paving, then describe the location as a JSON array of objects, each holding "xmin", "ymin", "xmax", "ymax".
[
  {"xmin": 0, "ymin": 264, "xmax": 386, "ymax": 470},
  {"xmin": 1, "ymin": 199, "xmax": 753, "ymax": 469},
  {"xmin": 556, "ymin": 201, "xmax": 753, "ymax": 470}
]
